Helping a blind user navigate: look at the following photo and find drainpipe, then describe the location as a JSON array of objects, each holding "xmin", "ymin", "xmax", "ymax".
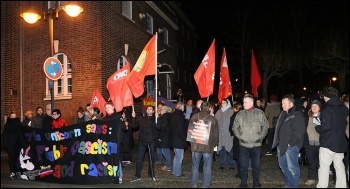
[{"xmin": 19, "ymin": 1, "xmax": 24, "ymax": 121}]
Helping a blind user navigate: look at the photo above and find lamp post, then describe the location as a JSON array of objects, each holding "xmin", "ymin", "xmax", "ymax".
[{"xmin": 20, "ymin": 1, "xmax": 83, "ymax": 110}]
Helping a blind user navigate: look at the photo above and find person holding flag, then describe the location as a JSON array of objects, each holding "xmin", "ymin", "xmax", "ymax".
[{"xmin": 130, "ymin": 106, "xmax": 161, "ymax": 182}]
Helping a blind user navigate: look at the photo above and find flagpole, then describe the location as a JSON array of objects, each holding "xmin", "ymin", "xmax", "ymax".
[{"xmin": 155, "ymin": 33, "xmax": 158, "ymax": 123}]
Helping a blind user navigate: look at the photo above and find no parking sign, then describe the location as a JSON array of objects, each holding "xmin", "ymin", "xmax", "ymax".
[{"xmin": 43, "ymin": 57, "xmax": 63, "ymax": 80}]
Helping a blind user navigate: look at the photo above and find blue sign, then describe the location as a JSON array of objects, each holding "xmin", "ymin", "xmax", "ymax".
[{"xmin": 43, "ymin": 57, "xmax": 63, "ymax": 80}]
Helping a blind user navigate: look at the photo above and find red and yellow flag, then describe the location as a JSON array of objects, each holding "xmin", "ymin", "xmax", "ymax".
[
  {"xmin": 126, "ymin": 34, "xmax": 157, "ymax": 98},
  {"xmin": 194, "ymin": 39, "xmax": 215, "ymax": 98},
  {"xmin": 218, "ymin": 48, "xmax": 232, "ymax": 102},
  {"xmin": 106, "ymin": 62, "xmax": 134, "ymax": 112},
  {"xmin": 251, "ymin": 49, "xmax": 261, "ymax": 98}
]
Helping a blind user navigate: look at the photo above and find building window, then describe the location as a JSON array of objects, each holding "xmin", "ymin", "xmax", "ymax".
[
  {"xmin": 146, "ymin": 14, "xmax": 153, "ymax": 34},
  {"xmin": 163, "ymin": 28, "xmax": 169, "ymax": 45},
  {"xmin": 166, "ymin": 74, "xmax": 172, "ymax": 99},
  {"xmin": 117, "ymin": 55, "xmax": 128, "ymax": 70},
  {"xmin": 45, "ymin": 53, "xmax": 72, "ymax": 100},
  {"xmin": 145, "ymin": 79, "xmax": 154, "ymax": 98},
  {"xmin": 122, "ymin": 1, "xmax": 132, "ymax": 19}
]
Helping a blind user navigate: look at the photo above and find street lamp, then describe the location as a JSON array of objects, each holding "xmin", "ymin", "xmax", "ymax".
[
  {"xmin": 20, "ymin": 1, "xmax": 83, "ymax": 110},
  {"xmin": 330, "ymin": 77, "xmax": 337, "ymax": 86}
]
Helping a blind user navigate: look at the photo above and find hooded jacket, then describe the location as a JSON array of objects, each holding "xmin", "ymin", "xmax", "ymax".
[{"xmin": 315, "ymin": 97, "xmax": 349, "ymax": 153}]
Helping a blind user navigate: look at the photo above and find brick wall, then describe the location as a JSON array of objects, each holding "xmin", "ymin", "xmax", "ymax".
[{"xmin": 1, "ymin": 1, "xmax": 183, "ymax": 127}]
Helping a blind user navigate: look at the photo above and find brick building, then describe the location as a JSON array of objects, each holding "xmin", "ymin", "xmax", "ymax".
[{"xmin": 1, "ymin": 1, "xmax": 199, "ymax": 128}]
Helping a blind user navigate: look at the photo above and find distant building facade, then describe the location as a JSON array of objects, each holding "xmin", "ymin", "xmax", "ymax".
[{"xmin": 1, "ymin": 1, "xmax": 199, "ymax": 126}]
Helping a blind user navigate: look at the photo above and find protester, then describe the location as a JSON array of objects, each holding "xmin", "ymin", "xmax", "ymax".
[
  {"xmin": 31, "ymin": 106, "xmax": 44, "ymax": 128},
  {"xmin": 229, "ymin": 102, "xmax": 243, "ymax": 178},
  {"xmin": 188, "ymin": 101, "xmax": 219, "ymax": 188},
  {"xmin": 315, "ymin": 87, "xmax": 348, "ymax": 188},
  {"xmin": 42, "ymin": 103, "xmax": 53, "ymax": 130},
  {"xmin": 2, "ymin": 111, "xmax": 22, "ymax": 178},
  {"xmin": 103, "ymin": 102, "xmax": 126, "ymax": 184},
  {"xmin": 51, "ymin": 109, "xmax": 67, "ymax": 129},
  {"xmin": 264, "ymin": 95, "xmax": 281, "ymax": 155},
  {"xmin": 233, "ymin": 94, "xmax": 268, "ymax": 188},
  {"xmin": 130, "ymin": 106, "xmax": 160, "ymax": 182},
  {"xmin": 272, "ymin": 94, "xmax": 306, "ymax": 188},
  {"xmin": 22, "ymin": 110, "xmax": 34, "ymax": 127},
  {"xmin": 215, "ymin": 98, "xmax": 234, "ymax": 170},
  {"xmin": 74, "ymin": 107, "xmax": 85, "ymax": 124},
  {"xmin": 169, "ymin": 102, "xmax": 187, "ymax": 178},
  {"xmin": 304, "ymin": 100, "xmax": 322, "ymax": 186},
  {"xmin": 157, "ymin": 106, "xmax": 172, "ymax": 171}
]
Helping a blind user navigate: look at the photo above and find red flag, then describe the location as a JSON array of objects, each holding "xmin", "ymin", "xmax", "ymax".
[
  {"xmin": 194, "ymin": 39, "xmax": 215, "ymax": 98},
  {"xmin": 126, "ymin": 34, "xmax": 157, "ymax": 98},
  {"xmin": 218, "ymin": 48, "xmax": 232, "ymax": 102},
  {"xmin": 90, "ymin": 89, "xmax": 107, "ymax": 116},
  {"xmin": 251, "ymin": 49, "xmax": 261, "ymax": 98},
  {"xmin": 106, "ymin": 62, "xmax": 134, "ymax": 112}
]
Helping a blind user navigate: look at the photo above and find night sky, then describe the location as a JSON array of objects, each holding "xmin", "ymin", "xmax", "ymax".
[{"xmin": 179, "ymin": 1, "xmax": 349, "ymax": 99}]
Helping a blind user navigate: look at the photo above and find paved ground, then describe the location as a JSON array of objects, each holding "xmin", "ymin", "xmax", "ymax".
[{"xmin": 1, "ymin": 145, "xmax": 328, "ymax": 188}]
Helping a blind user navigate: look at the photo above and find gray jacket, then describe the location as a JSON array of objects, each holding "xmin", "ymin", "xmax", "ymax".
[{"xmin": 232, "ymin": 108, "xmax": 268, "ymax": 148}]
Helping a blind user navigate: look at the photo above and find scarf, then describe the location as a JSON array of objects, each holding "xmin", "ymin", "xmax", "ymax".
[{"xmin": 221, "ymin": 100, "xmax": 232, "ymax": 112}]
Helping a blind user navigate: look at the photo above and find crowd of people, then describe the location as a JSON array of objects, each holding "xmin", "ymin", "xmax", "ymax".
[{"xmin": 2, "ymin": 86, "xmax": 349, "ymax": 188}]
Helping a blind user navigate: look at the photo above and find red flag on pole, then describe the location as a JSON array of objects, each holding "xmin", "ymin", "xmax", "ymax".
[
  {"xmin": 194, "ymin": 39, "xmax": 215, "ymax": 98},
  {"xmin": 126, "ymin": 34, "xmax": 157, "ymax": 98},
  {"xmin": 90, "ymin": 89, "xmax": 107, "ymax": 116},
  {"xmin": 106, "ymin": 62, "xmax": 134, "ymax": 112},
  {"xmin": 218, "ymin": 48, "xmax": 232, "ymax": 102},
  {"xmin": 251, "ymin": 49, "xmax": 261, "ymax": 98}
]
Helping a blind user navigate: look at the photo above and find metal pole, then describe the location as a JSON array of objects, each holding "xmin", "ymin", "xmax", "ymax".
[{"xmin": 49, "ymin": 10, "xmax": 54, "ymax": 110}]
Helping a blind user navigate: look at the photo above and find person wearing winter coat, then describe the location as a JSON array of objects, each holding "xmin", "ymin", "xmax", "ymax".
[{"xmin": 3, "ymin": 111, "xmax": 22, "ymax": 178}]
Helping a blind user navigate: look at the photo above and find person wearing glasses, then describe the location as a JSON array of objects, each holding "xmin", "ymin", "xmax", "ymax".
[{"xmin": 51, "ymin": 109, "xmax": 67, "ymax": 129}]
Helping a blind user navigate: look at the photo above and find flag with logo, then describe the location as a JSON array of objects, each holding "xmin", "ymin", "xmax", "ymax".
[
  {"xmin": 218, "ymin": 48, "xmax": 232, "ymax": 102},
  {"xmin": 126, "ymin": 34, "xmax": 157, "ymax": 98},
  {"xmin": 194, "ymin": 39, "xmax": 215, "ymax": 98},
  {"xmin": 90, "ymin": 89, "xmax": 107, "ymax": 116},
  {"xmin": 106, "ymin": 62, "xmax": 134, "ymax": 112},
  {"xmin": 251, "ymin": 49, "xmax": 261, "ymax": 98}
]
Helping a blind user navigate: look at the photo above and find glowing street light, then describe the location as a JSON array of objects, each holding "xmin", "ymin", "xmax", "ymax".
[{"xmin": 20, "ymin": 1, "xmax": 83, "ymax": 109}]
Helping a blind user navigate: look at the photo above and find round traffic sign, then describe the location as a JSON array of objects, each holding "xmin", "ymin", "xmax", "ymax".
[{"xmin": 43, "ymin": 57, "xmax": 63, "ymax": 80}]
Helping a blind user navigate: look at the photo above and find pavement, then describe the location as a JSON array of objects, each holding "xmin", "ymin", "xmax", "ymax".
[{"xmin": 0, "ymin": 145, "xmax": 327, "ymax": 188}]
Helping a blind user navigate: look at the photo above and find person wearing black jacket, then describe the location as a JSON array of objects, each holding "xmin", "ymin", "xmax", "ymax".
[
  {"xmin": 130, "ymin": 106, "xmax": 161, "ymax": 182},
  {"xmin": 3, "ymin": 111, "xmax": 22, "ymax": 178},
  {"xmin": 42, "ymin": 104, "xmax": 53, "ymax": 130},
  {"xmin": 229, "ymin": 102, "xmax": 243, "ymax": 178},
  {"xmin": 103, "ymin": 102, "xmax": 126, "ymax": 184},
  {"xmin": 315, "ymin": 87, "xmax": 348, "ymax": 188},
  {"xmin": 272, "ymin": 94, "xmax": 306, "ymax": 188},
  {"xmin": 169, "ymin": 102, "xmax": 187, "ymax": 177}
]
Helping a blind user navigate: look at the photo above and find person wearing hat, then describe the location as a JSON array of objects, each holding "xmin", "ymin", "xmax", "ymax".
[
  {"xmin": 22, "ymin": 110, "xmax": 34, "ymax": 127},
  {"xmin": 315, "ymin": 87, "xmax": 348, "ymax": 188},
  {"xmin": 304, "ymin": 100, "xmax": 322, "ymax": 185}
]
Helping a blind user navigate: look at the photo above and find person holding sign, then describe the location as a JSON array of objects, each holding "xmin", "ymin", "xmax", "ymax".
[{"xmin": 187, "ymin": 101, "xmax": 218, "ymax": 188}]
